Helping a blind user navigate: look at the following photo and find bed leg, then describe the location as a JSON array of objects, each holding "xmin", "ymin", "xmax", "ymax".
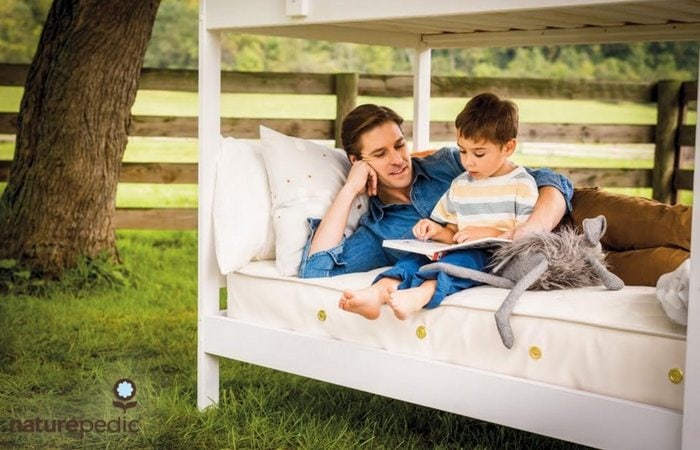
[{"xmin": 197, "ymin": 351, "xmax": 219, "ymax": 410}]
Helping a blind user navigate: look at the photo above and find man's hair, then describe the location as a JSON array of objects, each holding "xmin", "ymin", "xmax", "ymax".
[
  {"xmin": 341, "ymin": 104, "xmax": 404, "ymax": 159},
  {"xmin": 455, "ymin": 92, "xmax": 518, "ymax": 145}
]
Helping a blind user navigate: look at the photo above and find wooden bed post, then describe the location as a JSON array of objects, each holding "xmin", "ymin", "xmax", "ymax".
[
  {"xmin": 681, "ymin": 51, "xmax": 700, "ymax": 450},
  {"xmin": 197, "ymin": 0, "xmax": 222, "ymax": 410},
  {"xmin": 412, "ymin": 46, "xmax": 431, "ymax": 151}
]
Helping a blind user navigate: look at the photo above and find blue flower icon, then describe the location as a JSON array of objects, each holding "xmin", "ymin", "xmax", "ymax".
[
  {"xmin": 116, "ymin": 380, "xmax": 135, "ymax": 400},
  {"xmin": 113, "ymin": 378, "xmax": 138, "ymax": 413}
]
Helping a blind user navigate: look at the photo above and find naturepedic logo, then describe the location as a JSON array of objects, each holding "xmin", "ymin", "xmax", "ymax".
[
  {"xmin": 8, "ymin": 378, "xmax": 140, "ymax": 437},
  {"xmin": 113, "ymin": 378, "xmax": 138, "ymax": 413}
]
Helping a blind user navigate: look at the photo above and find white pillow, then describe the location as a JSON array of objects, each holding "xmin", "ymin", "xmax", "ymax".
[
  {"xmin": 656, "ymin": 258, "xmax": 691, "ymax": 326},
  {"xmin": 259, "ymin": 126, "xmax": 368, "ymax": 276},
  {"xmin": 213, "ymin": 136, "xmax": 275, "ymax": 275}
]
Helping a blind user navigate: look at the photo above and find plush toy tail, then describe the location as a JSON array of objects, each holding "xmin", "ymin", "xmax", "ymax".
[{"xmin": 495, "ymin": 255, "xmax": 549, "ymax": 349}]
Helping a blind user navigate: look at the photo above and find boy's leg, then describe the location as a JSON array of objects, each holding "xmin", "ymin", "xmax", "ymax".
[
  {"xmin": 389, "ymin": 249, "xmax": 489, "ymax": 319},
  {"xmin": 388, "ymin": 279, "xmax": 437, "ymax": 320},
  {"xmin": 339, "ymin": 253, "xmax": 425, "ymax": 319}
]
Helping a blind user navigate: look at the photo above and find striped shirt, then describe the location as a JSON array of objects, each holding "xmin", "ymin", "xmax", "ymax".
[{"xmin": 430, "ymin": 165, "xmax": 538, "ymax": 232}]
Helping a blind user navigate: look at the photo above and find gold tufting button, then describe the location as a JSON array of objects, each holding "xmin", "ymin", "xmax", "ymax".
[
  {"xmin": 317, "ymin": 310, "xmax": 327, "ymax": 322},
  {"xmin": 668, "ymin": 368, "xmax": 684, "ymax": 384},
  {"xmin": 416, "ymin": 326, "xmax": 427, "ymax": 339},
  {"xmin": 529, "ymin": 346, "xmax": 542, "ymax": 360}
]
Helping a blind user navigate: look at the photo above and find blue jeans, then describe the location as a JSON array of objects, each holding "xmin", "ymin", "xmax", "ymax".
[{"xmin": 375, "ymin": 249, "xmax": 489, "ymax": 308}]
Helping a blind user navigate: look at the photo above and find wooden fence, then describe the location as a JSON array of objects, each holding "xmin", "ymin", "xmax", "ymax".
[{"xmin": 0, "ymin": 63, "xmax": 695, "ymax": 229}]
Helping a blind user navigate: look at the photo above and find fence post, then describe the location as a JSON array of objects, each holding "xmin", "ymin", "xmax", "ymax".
[
  {"xmin": 653, "ymin": 80, "xmax": 683, "ymax": 203},
  {"xmin": 334, "ymin": 73, "xmax": 358, "ymax": 149}
]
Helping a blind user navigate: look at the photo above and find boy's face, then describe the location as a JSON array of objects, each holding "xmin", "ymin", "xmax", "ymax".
[{"xmin": 457, "ymin": 134, "xmax": 516, "ymax": 180}]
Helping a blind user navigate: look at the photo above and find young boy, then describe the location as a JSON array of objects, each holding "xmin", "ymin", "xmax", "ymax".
[{"xmin": 340, "ymin": 92, "xmax": 539, "ymax": 319}]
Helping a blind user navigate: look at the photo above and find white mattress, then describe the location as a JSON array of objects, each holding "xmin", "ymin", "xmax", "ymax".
[{"xmin": 227, "ymin": 261, "xmax": 687, "ymax": 411}]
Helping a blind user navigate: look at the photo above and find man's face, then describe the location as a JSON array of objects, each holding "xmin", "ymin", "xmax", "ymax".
[{"xmin": 354, "ymin": 121, "xmax": 413, "ymax": 191}]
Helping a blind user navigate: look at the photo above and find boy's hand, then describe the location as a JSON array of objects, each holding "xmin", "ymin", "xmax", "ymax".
[
  {"xmin": 453, "ymin": 226, "xmax": 502, "ymax": 243},
  {"xmin": 413, "ymin": 219, "xmax": 443, "ymax": 241},
  {"xmin": 344, "ymin": 161, "xmax": 378, "ymax": 196}
]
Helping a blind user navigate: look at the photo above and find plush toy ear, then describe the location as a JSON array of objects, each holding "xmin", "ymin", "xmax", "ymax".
[{"xmin": 582, "ymin": 215, "xmax": 607, "ymax": 247}]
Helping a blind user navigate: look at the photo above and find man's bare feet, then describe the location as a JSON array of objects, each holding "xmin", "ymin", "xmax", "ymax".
[
  {"xmin": 387, "ymin": 281, "xmax": 436, "ymax": 320},
  {"xmin": 338, "ymin": 283, "xmax": 389, "ymax": 320}
]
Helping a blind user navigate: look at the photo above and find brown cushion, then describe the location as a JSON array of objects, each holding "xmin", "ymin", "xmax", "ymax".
[
  {"xmin": 571, "ymin": 187, "xmax": 691, "ymax": 252},
  {"xmin": 606, "ymin": 248, "xmax": 690, "ymax": 286},
  {"xmin": 411, "ymin": 149, "xmax": 437, "ymax": 158}
]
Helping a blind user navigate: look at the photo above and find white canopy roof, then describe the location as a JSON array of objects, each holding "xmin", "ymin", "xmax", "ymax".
[{"xmin": 205, "ymin": 0, "xmax": 700, "ymax": 47}]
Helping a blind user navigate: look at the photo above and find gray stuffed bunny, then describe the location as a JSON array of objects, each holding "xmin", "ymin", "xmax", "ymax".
[{"xmin": 422, "ymin": 215, "xmax": 624, "ymax": 349}]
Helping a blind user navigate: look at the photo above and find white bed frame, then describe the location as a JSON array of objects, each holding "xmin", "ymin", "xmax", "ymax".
[{"xmin": 197, "ymin": 1, "xmax": 700, "ymax": 448}]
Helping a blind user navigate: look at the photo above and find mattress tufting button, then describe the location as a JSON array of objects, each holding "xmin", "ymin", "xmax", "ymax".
[
  {"xmin": 668, "ymin": 368, "xmax": 684, "ymax": 384},
  {"xmin": 416, "ymin": 326, "xmax": 427, "ymax": 339},
  {"xmin": 529, "ymin": 346, "xmax": 542, "ymax": 360},
  {"xmin": 317, "ymin": 310, "xmax": 327, "ymax": 322}
]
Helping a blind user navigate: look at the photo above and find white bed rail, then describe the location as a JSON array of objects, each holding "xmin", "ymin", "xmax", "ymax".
[
  {"xmin": 680, "ymin": 49, "xmax": 700, "ymax": 449},
  {"xmin": 200, "ymin": 314, "xmax": 683, "ymax": 450},
  {"xmin": 197, "ymin": 0, "xmax": 222, "ymax": 410}
]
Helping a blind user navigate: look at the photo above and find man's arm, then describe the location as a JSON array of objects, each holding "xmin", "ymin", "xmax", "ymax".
[
  {"xmin": 309, "ymin": 161, "xmax": 376, "ymax": 255},
  {"xmin": 501, "ymin": 186, "xmax": 566, "ymax": 240}
]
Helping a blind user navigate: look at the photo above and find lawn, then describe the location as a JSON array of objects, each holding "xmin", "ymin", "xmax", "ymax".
[{"xmin": 0, "ymin": 230, "xmax": 587, "ymax": 449}]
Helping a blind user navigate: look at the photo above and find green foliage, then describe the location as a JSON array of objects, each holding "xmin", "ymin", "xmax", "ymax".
[
  {"xmin": 0, "ymin": 0, "xmax": 50, "ymax": 63},
  {"xmin": 0, "ymin": 253, "xmax": 132, "ymax": 296},
  {"xmin": 143, "ymin": 0, "xmax": 198, "ymax": 69}
]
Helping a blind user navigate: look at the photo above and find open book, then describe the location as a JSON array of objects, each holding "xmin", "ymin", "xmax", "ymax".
[{"xmin": 382, "ymin": 237, "xmax": 511, "ymax": 261}]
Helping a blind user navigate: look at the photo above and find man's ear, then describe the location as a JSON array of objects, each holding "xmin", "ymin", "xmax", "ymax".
[{"xmin": 349, "ymin": 154, "xmax": 358, "ymax": 163}]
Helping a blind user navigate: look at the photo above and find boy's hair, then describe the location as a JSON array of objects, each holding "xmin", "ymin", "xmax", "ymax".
[
  {"xmin": 341, "ymin": 104, "xmax": 404, "ymax": 159},
  {"xmin": 455, "ymin": 93, "xmax": 518, "ymax": 146}
]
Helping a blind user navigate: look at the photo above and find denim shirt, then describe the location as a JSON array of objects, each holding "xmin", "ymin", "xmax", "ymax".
[{"xmin": 298, "ymin": 147, "xmax": 574, "ymax": 278}]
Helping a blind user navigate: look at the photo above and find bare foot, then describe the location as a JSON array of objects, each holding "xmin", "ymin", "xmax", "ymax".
[
  {"xmin": 388, "ymin": 281, "xmax": 436, "ymax": 320},
  {"xmin": 338, "ymin": 285, "xmax": 389, "ymax": 320}
]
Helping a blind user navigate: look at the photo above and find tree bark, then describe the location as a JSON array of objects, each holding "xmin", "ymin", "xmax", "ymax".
[{"xmin": 0, "ymin": 0, "xmax": 160, "ymax": 276}]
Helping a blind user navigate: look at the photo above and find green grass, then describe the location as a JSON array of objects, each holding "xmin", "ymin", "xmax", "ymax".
[{"xmin": 0, "ymin": 231, "xmax": 587, "ymax": 449}]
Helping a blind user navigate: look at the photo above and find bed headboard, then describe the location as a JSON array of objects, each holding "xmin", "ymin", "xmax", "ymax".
[{"xmin": 197, "ymin": 0, "xmax": 700, "ymax": 445}]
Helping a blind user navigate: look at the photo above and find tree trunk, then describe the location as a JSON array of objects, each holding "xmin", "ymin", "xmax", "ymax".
[{"xmin": 0, "ymin": 0, "xmax": 160, "ymax": 276}]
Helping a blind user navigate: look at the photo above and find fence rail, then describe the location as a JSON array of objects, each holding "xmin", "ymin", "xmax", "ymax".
[{"xmin": 0, "ymin": 63, "xmax": 695, "ymax": 230}]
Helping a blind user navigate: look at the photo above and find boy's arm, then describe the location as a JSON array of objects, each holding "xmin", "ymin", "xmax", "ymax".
[
  {"xmin": 433, "ymin": 223, "xmax": 458, "ymax": 243},
  {"xmin": 413, "ymin": 219, "xmax": 456, "ymax": 243}
]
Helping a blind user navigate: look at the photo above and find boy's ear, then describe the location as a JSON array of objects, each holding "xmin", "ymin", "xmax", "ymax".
[
  {"xmin": 349, "ymin": 154, "xmax": 358, "ymax": 163},
  {"xmin": 503, "ymin": 139, "xmax": 517, "ymax": 156}
]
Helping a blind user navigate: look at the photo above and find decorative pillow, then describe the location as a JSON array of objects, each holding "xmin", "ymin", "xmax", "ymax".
[
  {"xmin": 213, "ymin": 136, "xmax": 275, "ymax": 275},
  {"xmin": 571, "ymin": 187, "xmax": 692, "ymax": 286},
  {"xmin": 656, "ymin": 258, "xmax": 691, "ymax": 325},
  {"xmin": 571, "ymin": 187, "xmax": 691, "ymax": 251},
  {"xmin": 605, "ymin": 248, "xmax": 689, "ymax": 287},
  {"xmin": 259, "ymin": 126, "xmax": 368, "ymax": 276}
]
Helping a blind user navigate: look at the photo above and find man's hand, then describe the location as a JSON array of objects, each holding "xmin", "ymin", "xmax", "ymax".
[
  {"xmin": 413, "ymin": 219, "xmax": 444, "ymax": 241},
  {"xmin": 345, "ymin": 160, "xmax": 378, "ymax": 197},
  {"xmin": 453, "ymin": 226, "xmax": 502, "ymax": 243},
  {"xmin": 498, "ymin": 220, "xmax": 546, "ymax": 241}
]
